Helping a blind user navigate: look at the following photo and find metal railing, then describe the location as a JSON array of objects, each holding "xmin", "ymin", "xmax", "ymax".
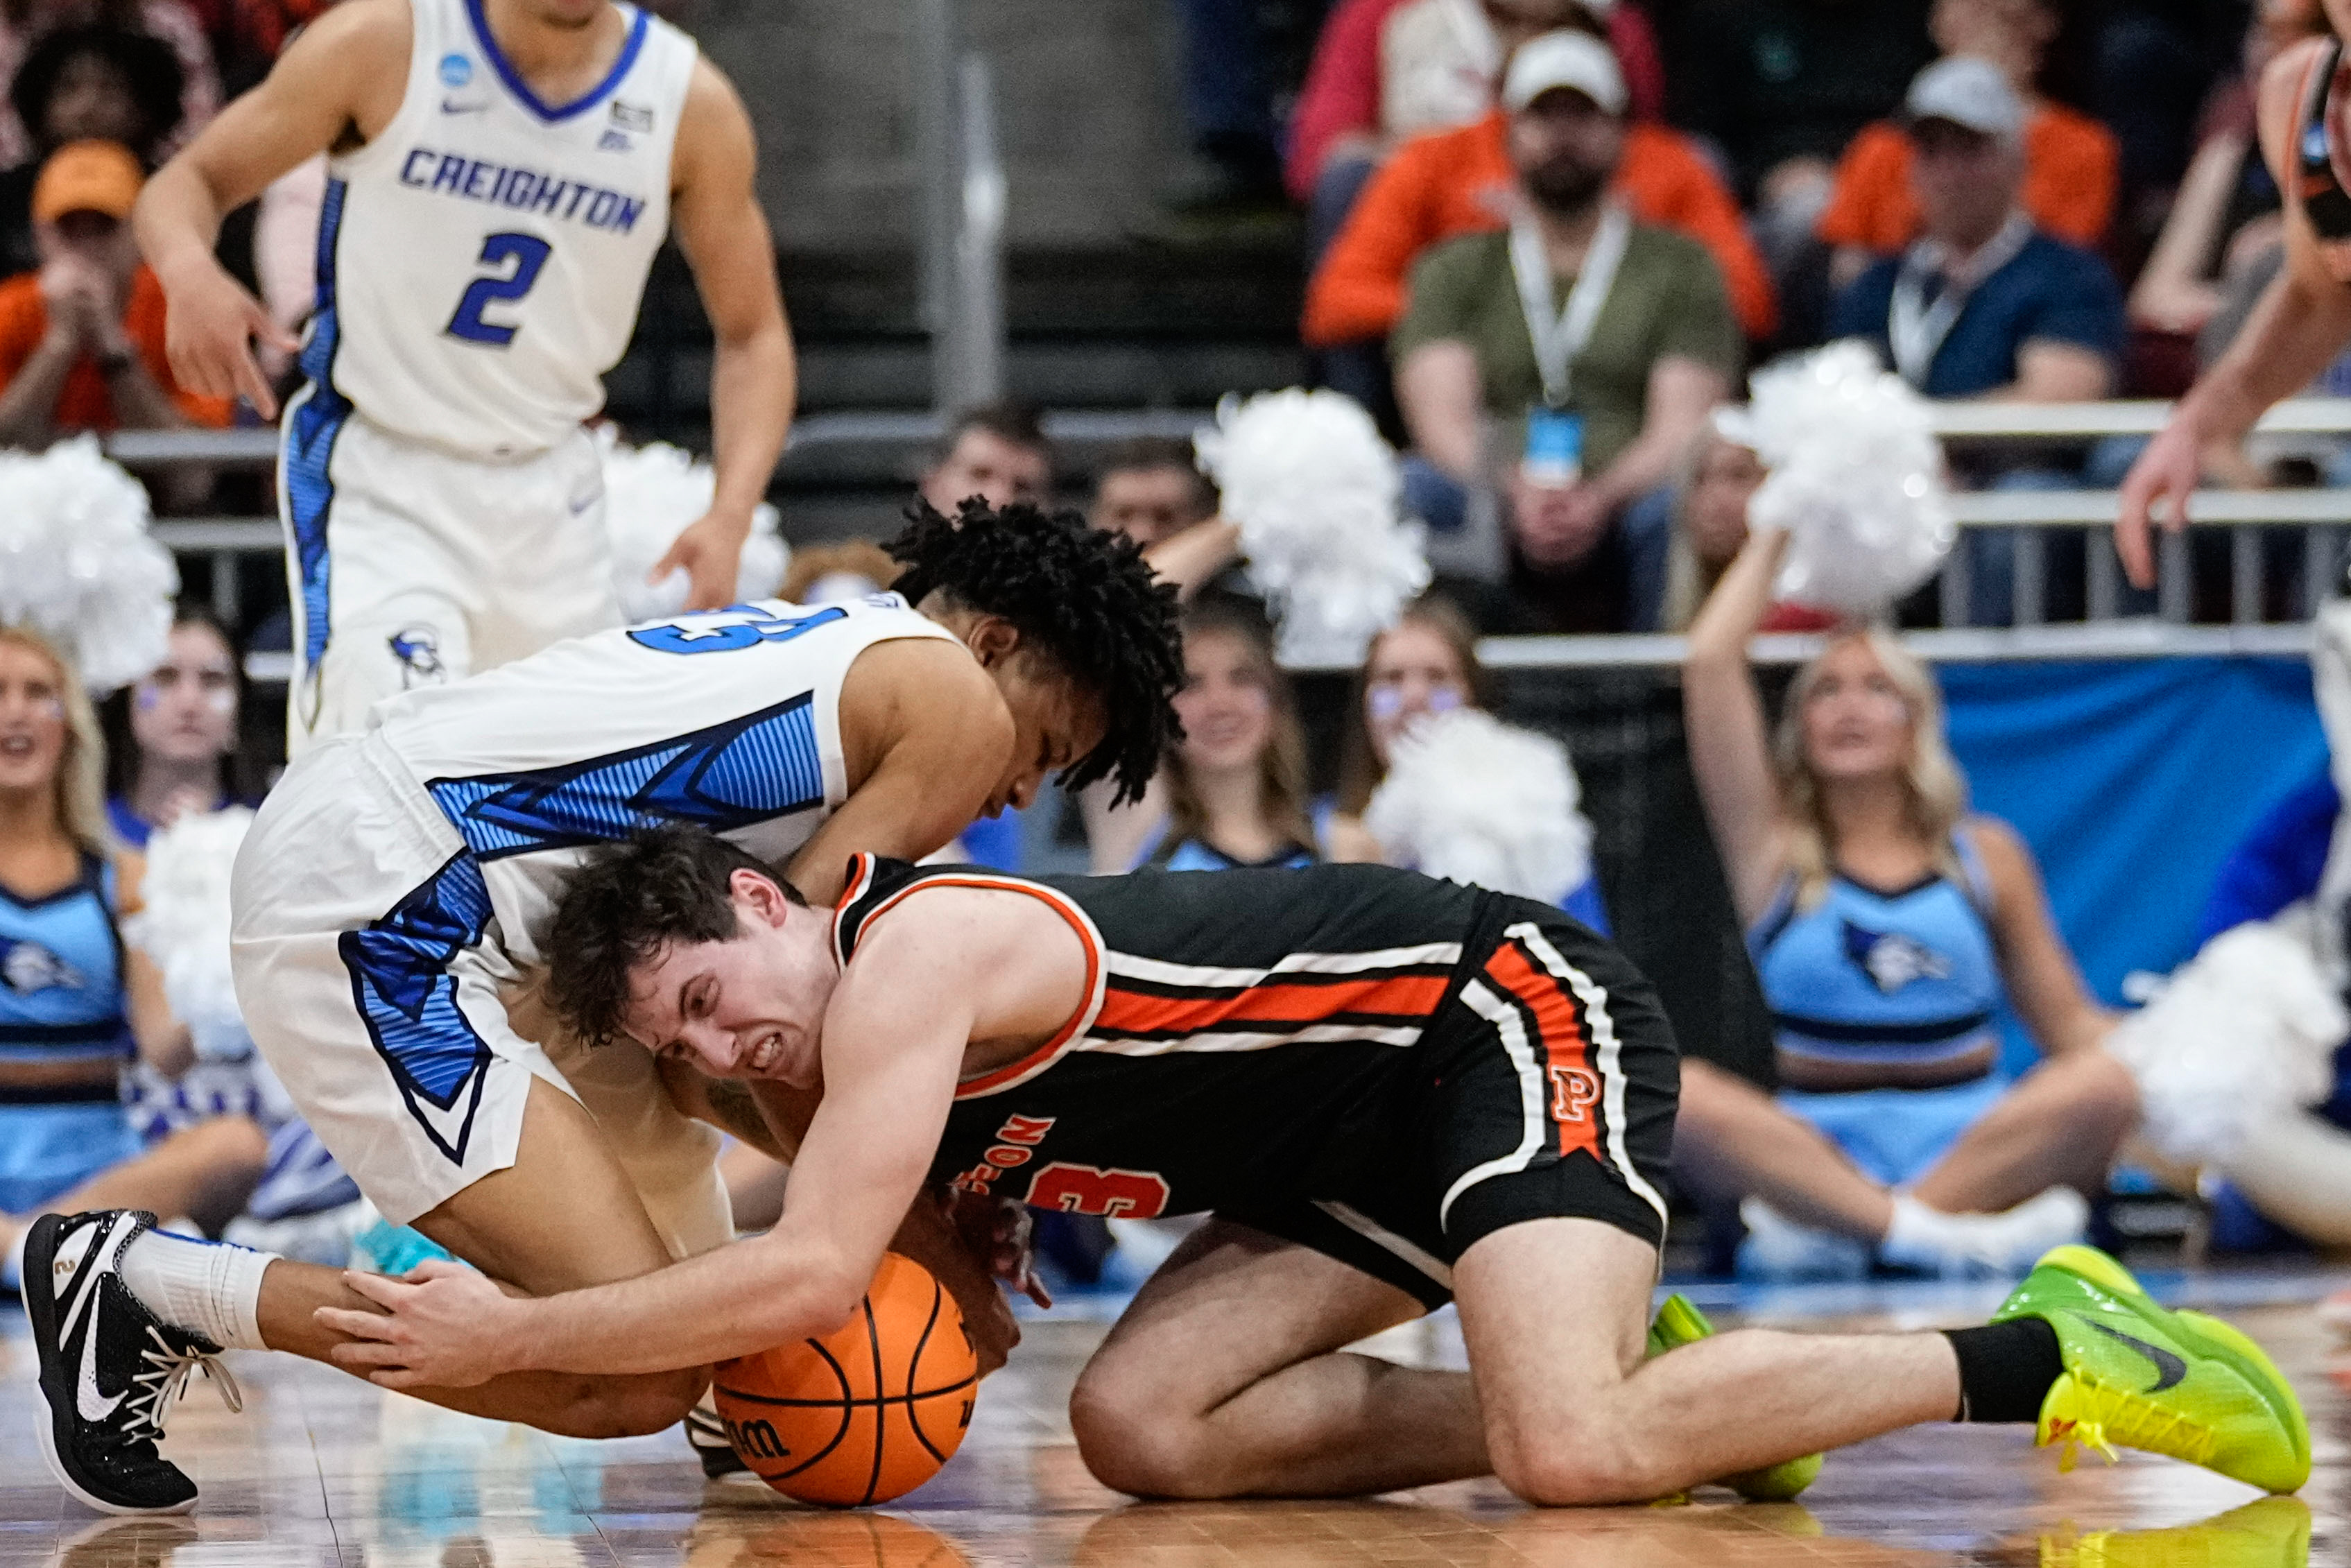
[{"xmin": 101, "ymin": 397, "xmax": 2351, "ymax": 680}]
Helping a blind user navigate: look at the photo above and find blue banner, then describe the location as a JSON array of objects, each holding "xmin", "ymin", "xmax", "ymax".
[{"xmin": 1938, "ymin": 657, "xmax": 2327, "ymax": 1075}]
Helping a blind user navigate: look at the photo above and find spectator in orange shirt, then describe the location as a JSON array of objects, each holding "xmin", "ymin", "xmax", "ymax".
[
  {"xmin": 1304, "ymin": 15, "xmax": 1771, "ymax": 427},
  {"xmin": 0, "ymin": 141, "xmax": 227, "ymax": 498},
  {"xmin": 1817, "ymin": 0, "xmax": 2117, "ymax": 290},
  {"xmin": 1286, "ymin": 0, "xmax": 1669, "ymax": 261}
]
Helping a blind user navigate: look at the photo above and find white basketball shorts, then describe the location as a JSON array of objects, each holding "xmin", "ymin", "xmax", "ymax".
[
  {"xmin": 228, "ymin": 732, "xmax": 731, "ymax": 1257},
  {"xmin": 277, "ymin": 406, "xmax": 619, "ymax": 758}
]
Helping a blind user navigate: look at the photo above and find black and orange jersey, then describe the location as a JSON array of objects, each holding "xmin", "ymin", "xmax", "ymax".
[{"xmin": 828, "ymin": 854, "xmax": 1674, "ymax": 1266}]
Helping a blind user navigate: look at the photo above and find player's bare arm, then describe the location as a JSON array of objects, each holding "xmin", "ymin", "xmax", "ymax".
[
  {"xmin": 324, "ymin": 884, "xmax": 1081, "ymax": 1382},
  {"xmin": 2118, "ymin": 36, "xmax": 2351, "ymax": 585},
  {"xmin": 135, "ymin": 0, "xmax": 409, "ymax": 417},
  {"xmin": 655, "ymin": 57, "xmax": 795, "ymax": 610},
  {"xmin": 784, "ymin": 638, "xmax": 1015, "ymax": 904},
  {"xmin": 657, "ymin": 1057, "xmax": 1030, "ymax": 1368}
]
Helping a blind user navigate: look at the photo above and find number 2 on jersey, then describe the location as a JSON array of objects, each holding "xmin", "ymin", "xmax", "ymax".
[{"xmin": 446, "ymin": 232, "xmax": 551, "ymax": 347}]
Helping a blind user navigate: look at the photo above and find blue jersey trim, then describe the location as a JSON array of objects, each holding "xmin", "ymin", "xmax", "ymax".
[
  {"xmin": 424, "ymin": 691, "xmax": 828, "ymax": 861},
  {"xmin": 284, "ymin": 175, "xmax": 353, "ymax": 679},
  {"xmin": 340, "ymin": 850, "xmax": 498, "ymax": 1164},
  {"xmin": 464, "ymin": 0, "xmax": 650, "ymax": 123}
]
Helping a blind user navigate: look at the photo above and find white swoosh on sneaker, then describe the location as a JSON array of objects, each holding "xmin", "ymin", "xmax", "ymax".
[
  {"xmin": 58, "ymin": 1218, "xmax": 135, "ymax": 1422},
  {"xmin": 77, "ymin": 1302, "xmax": 124, "ymax": 1422}
]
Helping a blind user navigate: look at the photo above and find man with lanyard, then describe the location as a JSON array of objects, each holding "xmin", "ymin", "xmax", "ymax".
[
  {"xmin": 1827, "ymin": 57, "xmax": 2124, "ymax": 622},
  {"xmin": 1393, "ymin": 30, "xmax": 1739, "ymax": 630}
]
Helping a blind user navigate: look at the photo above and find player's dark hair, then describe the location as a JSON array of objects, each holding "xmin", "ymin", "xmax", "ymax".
[
  {"xmin": 927, "ymin": 398, "xmax": 1051, "ymax": 474},
  {"xmin": 544, "ymin": 825, "xmax": 807, "ymax": 1050},
  {"xmin": 1094, "ymin": 435, "xmax": 1218, "ymax": 516},
  {"xmin": 886, "ymin": 496, "xmax": 1183, "ymax": 807},
  {"xmin": 12, "ymin": 26, "xmax": 183, "ymax": 162}
]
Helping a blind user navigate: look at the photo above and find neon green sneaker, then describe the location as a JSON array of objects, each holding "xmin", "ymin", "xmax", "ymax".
[
  {"xmin": 1991, "ymin": 1246, "xmax": 2309, "ymax": 1494},
  {"xmin": 1646, "ymin": 1293, "xmax": 1823, "ymax": 1501},
  {"xmin": 2038, "ymin": 1497, "xmax": 2309, "ymax": 1567}
]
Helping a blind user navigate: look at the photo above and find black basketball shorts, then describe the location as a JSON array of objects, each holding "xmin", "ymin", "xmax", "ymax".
[{"xmin": 1216, "ymin": 906, "xmax": 1680, "ymax": 1309}]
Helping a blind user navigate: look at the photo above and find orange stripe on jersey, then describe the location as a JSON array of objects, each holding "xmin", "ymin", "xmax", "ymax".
[
  {"xmin": 1094, "ymin": 972, "xmax": 1454, "ymax": 1037},
  {"xmin": 1481, "ymin": 939, "xmax": 1601, "ymax": 1162}
]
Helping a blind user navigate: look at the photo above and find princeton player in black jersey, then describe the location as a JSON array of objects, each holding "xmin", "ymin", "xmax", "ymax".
[{"xmin": 275, "ymin": 832, "xmax": 2307, "ymax": 1504}]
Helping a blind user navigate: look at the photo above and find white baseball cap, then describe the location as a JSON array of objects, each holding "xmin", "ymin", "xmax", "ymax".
[
  {"xmin": 1501, "ymin": 31, "xmax": 1628, "ymax": 118},
  {"xmin": 1903, "ymin": 55, "xmax": 2026, "ymax": 144}
]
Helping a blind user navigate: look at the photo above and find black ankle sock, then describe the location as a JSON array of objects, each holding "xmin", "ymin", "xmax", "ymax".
[{"xmin": 1943, "ymin": 1317, "xmax": 2064, "ymax": 1422}]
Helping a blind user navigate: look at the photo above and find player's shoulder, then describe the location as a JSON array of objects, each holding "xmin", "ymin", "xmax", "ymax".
[
  {"xmin": 675, "ymin": 49, "xmax": 752, "ymax": 140},
  {"xmin": 843, "ymin": 632, "xmax": 1012, "ymax": 745}
]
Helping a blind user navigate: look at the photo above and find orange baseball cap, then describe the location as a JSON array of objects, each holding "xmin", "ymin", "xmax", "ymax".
[{"xmin": 33, "ymin": 140, "xmax": 144, "ymax": 224}]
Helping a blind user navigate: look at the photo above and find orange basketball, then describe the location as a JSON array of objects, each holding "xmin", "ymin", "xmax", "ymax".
[{"xmin": 712, "ymin": 1251, "xmax": 979, "ymax": 1506}]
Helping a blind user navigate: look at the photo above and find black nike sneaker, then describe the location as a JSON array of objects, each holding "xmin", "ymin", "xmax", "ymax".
[
  {"xmin": 26, "ymin": 1211, "xmax": 242, "ymax": 1515},
  {"xmin": 684, "ymin": 1402, "xmax": 751, "ymax": 1479}
]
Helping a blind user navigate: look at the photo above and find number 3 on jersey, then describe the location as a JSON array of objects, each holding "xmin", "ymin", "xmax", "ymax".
[{"xmin": 447, "ymin": 232, "xmax": 551, "ymax": 347}]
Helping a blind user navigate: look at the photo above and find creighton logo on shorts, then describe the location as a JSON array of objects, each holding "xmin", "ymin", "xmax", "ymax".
[
  {"xmin": 388, "ymin": 626, "xmax": 447, "ymax": 687},
  {"xmin": 0, "ymin": 936, "xmax": 81, "ymax": 995}
]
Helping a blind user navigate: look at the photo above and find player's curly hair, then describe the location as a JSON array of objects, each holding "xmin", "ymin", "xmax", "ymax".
[
  {"xmin": 886, "ymin": 497, "xmax": 1182, "ymax": 807},
  {"xmin": 544, "ymin": 825, "xmax": 805, "ymax": 1050}
]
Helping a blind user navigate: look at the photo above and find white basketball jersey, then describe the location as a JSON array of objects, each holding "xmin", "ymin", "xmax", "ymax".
[
  {"xmin": 304, "ymin": 0, "xmax": 697, "ymax": 458},
  {"xmin": 367, "ymin": 595, "xmax": 963, "ymax": 966}
]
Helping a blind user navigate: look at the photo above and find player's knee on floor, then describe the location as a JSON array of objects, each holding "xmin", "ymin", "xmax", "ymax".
[
  {"xmin": 1485, "ymin": 1413, "xmax": 1664, "ymax": 1506},
  {"xmin": 1067, "ymin": 1376, "xmax": 1231, "ymax": 1499},
  {"xmin": 533, "ymin": 1366, "xmax": 709, "ymax": 1440}
]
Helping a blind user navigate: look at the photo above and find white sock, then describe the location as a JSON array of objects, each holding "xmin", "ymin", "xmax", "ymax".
[
  {"xmin": 118, "ymin": 1228, "xmax": 276, "ymax": 1351},
  {"xmin": 1878, "ymin": 1193, "xmax": 1958, "ymax": 1269},
  {"xmin": 1, "ymin": 1226, "xmax": 25, "ymax": 1293}
]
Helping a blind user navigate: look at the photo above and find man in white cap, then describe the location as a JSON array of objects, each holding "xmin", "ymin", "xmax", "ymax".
[
  {"xmin": 1392, "ymin": 28, "xmax": 1740, "ymax": 632},
  {"xmin": 1827, "ymin": 55, "xmax": 2124, "ymax": 622}
]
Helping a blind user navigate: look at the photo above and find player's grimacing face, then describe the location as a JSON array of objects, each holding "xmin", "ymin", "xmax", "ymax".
[
  {"xmin": 0, "ymin": 640, "xmax": 69, "ymax": 800},
  {"xmin": 625, "ymin": 875, "xmax": 832, "ymax": 1087}
]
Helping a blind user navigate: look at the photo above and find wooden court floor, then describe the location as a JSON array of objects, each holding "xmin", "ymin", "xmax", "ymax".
[{"xmin": 2, "ymin": 1275, "xmax": 2345, "ymax": 1568}]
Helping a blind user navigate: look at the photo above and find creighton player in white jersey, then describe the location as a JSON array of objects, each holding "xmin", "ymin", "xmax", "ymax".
[
  {"xmin": 22, "ymin": 502, "xmax": 1183, "ymax": 1515},
  {"xmin": 133, "ymin": 0, "xmax": 794, "ymax": 751}
]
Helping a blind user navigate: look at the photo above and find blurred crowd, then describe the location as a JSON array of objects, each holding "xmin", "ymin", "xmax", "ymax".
[{"xmin": 8, "ymin": 0, "xmax": 2351, "ymax": 1307}]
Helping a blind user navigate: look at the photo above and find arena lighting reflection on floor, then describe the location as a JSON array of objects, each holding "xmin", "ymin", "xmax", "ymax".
[{"xmin": 2, "ymin": 1275, "xmax": 2344, "ymax": 1567}]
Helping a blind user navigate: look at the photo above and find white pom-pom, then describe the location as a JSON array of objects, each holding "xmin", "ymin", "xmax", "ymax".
[
  {"xmin": 1734, "ymin": 341, "xmax": 1953, "ymax": 616},
  {"xmin": 0, "ymin": 436, "xmax": 177, "ymax": 692},
  {"xmin": 1363, "ymin": 708, "xmax": 1593, "ymax": 904},
  {"xmin": 598, "ymin": 427, "xmax": 788, "ymax": 622},
  {"xmin": 1194, "ymin": 389, "xmax": 1429, "ymax": 666},
  {"xmin": 124, "ymin": 807, "xmax": 256, "ymax": 1063},
  {"xmin": 2105, "ymin": 919, "xmax": 2349, "ymax": 1166}
]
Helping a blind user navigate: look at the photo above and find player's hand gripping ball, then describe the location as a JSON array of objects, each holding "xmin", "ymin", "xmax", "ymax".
[{"xmin": 714, "ymin": 1252, "xmax": 979, "ymax": 1506}]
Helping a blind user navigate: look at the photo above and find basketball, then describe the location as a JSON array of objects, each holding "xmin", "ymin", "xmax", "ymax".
[{"xmin": 712, "ymin": 1252, "xmax": 979, "ymax": 1506}]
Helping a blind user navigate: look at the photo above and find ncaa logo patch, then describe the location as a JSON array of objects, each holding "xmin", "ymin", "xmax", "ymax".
[{"xmin": 439, "ymin": 53, "xmax": 473, "ymax": 87}]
